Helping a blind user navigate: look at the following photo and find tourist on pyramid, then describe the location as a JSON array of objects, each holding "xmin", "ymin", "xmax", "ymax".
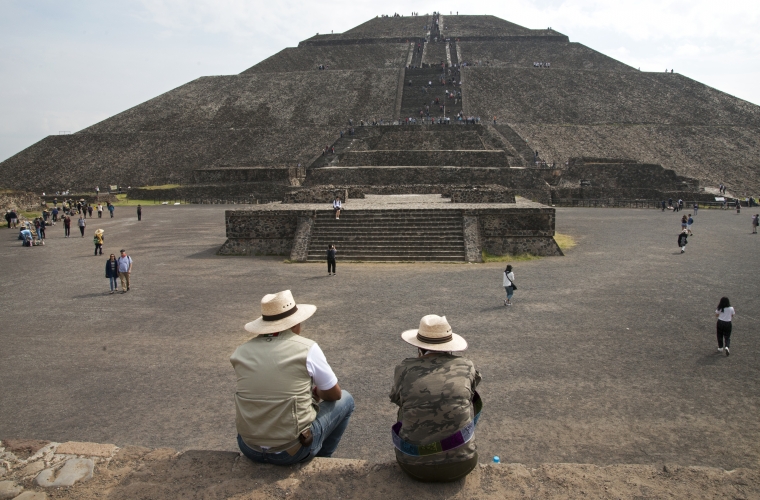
[
  {"xmin": 332, "ymin": 196, "xmax": 342, "ymax": 219},
  {"xmin": 390, "ymin": 315, "xmax": 481, "ymax": 482},
  {"xmin": 231, "ymin": 290, "xmax": 354, "ymax": 465}
]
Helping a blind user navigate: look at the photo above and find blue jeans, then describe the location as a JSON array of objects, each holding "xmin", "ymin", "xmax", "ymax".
[
  {"xmin": 505, "ymin": 286, "xmax": 514, "ymax": 300},
  {"xmin": 109, "ymin": 276, "xmax": 118, "ymax": 291},
  {"xmin": 237, "ymin": 390, "xmax": 354, "ymax": 465}
]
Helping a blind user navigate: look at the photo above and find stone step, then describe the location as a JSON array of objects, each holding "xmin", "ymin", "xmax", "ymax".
[
  {"xmin": 307, "ymin": 256, "xmax": 464, "ymax": 262},
  {"xmin": 309, "ymin": 242, "xmax": 464, "ymax": 249},
  {"xmin": 311, "ymin": 234, "xmax": 464, "ymax": 240}
]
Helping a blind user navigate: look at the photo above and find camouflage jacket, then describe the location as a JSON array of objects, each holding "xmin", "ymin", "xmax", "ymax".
[{"xmin": 389, "ymin": 353, "xmax": 482, "ymax": 465}]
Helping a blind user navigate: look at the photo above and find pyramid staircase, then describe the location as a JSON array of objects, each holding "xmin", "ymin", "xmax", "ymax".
[
  {"xmin": 400, "ymin": 68, "xmax": 463, "ymax": 119},
  {"xmin": 306, "ymin": 209, "xmax": 466, "ymax": 262}
]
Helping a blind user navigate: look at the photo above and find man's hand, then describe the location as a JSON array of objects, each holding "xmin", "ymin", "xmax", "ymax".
[{"xmin": 316, "ymin": 383, "xmax": 342, "ymax": 402}]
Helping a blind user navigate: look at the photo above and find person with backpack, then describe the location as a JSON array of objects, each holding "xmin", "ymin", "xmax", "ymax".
[
  {"xmin": 93, "ymin": 229, "xmax": 104, "ymax": 256},
  {"xmin": 108, "ymin": 203, "xmax": 115, "ymax": 218},
  {"xmin": 502, "ymin": 264, "xmax": 516, "ymax": 306},
  {"xmin": 678, "ymin": 229, "xmax": 688, "ymax": 253}
]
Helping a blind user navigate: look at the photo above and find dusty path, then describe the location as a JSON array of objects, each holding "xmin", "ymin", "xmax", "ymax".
[{"xmin": 1, "ymin": 205, "xmax": 759, "ymax": 469}]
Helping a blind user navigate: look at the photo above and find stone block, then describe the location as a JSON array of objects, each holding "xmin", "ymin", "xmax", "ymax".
[
  {"xmin": 0, "ymin": 481, "xmax": 22, "ymax": 500},
  {"xmin": 35, "ymin": 458, "xmax": 94, "ymax": 488},
  {"xmin": 55, "ymin": 442, "xmax": 116, "ymax": 458},
  {"xmin": 19, "ymin": 462, "xmax": 44, "ymax": 477},
  {"xmin": 11, "ymin": 492, "xmax": 47, "ymax": 500}
]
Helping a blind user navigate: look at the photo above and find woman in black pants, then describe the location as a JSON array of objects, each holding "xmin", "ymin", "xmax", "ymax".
[
  {"xmin": 715, "ymin": 297, "xmax": 736, "ymax": 356},
  {"xmin": 327, "ymin": 244, "xmax": 337, "ymax": 275}
]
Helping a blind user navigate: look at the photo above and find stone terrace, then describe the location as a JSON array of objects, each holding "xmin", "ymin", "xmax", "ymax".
[
  {"xmin": 241, "ymin": 44, "xmax": 411, "ymax": 73},
  {"xmin": 512, "ymin": 124, "xmax": 760, "ymax": 193},
  {"xmin": 466, "ymin": 68, "xmax": 760, "ymax": 126},
  {"xmin": 342, "ymin": 15, "xmax": 432, "ymax": 39},
  {"xmin": 82, "ymin": 70, "xmax": 399, "ymax": 133},
  {"xmin": 458, "ymin": 40, "xmax": 636, "ymax": 71},
  {"xmin": 442, "ymin": 15, "xmax": 535, "ymax": 37}
]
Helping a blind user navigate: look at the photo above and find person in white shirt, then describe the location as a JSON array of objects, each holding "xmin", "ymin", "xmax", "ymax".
[
  {"xmin": 715, "ymin": 297, "xmax": 736, "ymax": 356},
  {"xmin": 502, "ymin": 264, "xmax": 516, "ymax": 306},
  {"xmin": 332, "ymin": 197, "xmax": 342, "ymax": 220}
]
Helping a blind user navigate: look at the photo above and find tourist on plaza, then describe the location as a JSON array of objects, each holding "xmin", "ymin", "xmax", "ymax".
[
  {"xmin": 390, "ymin": 314, "xmax": 482, "ymax": 482},
  {"xmin": 503, "ymin": 264, "xmax": 516, "ymax": 306},
  {"xmin": 38, "ymin": 217, "xmax": 46, "ymax": 240},
  {"xmin": 105, "ymin": 253, "xmax": 119, "ymax": 294},
  {"xmin": 52, "ymin": 207, "xmax": 59, "ymax": 222},
  {"xmin": 715, "ymin": 297, "xmax": 735, "ymax": 356},
  {"xmin": 753, "ymin": 214, "xmax": 759, "ymax": 234},
  {"xmin": 678, "ymin": 229, "xmax": 688, "ymax": 253},
  {"xmin": 327, "ymin": 244, "xmax": 337, "ymax": 275},
  {"xmin": 63, "ymin": 214, "xmax": 71, "ymax": 237},
  {"xmin": 93, "ymin": 229, "xmax": 104, "ymax": 256},
  {"xmin": 687, "ymin": 214, "xmax": 694, "ymax": 235},
  {"xmin": 7, "ymin": 209, "xmax": 18, "ymax": 228},
  {"xmin": 97, "ymin": 204, "xmax": 103, "ymax": 218},
  {"xmin": 678, "ymin": 199, "xmax": 684, "ymax": 211},
  {"xmin": 681, "ymin": 215, "xmax": 688, "ymax": 232},
  {"xmin": 117, "ymin": 249, "xmax": 132, "ymax": 292},
  {"xmin": 108, "ymin": 203, "xmax": 115, "ymax": 218},
  {"xmin": 693, "ymin": 202, "xmax": 699, "ymax": 214},
  {"xmin": 333, "ymin": 197, "xmax": 342, "ymax": 219},
  {"xmin": 19, "ymin": 226, "xmax": 33, "ymax": 247},
  {"xmin": 231, "ymin": 290, "xmax": 354, "ymax": 465},
  {"xmin": 137, "ymin": 204, "xmax": 142, "ymax": 221},
  {"xmin": 78, "ymin": 215, "xmax": 86, "ymax": 237},
  {"xmin": 661, "ymin": 200, "xmax": 666, "ymax": 212},
  {"xmin": 4, "ymin": 210, "xmax": 10, "ymax": 228},
  {"xmin": 735, "ymin": 199, "xmax": 741, "ymax": 214},
  {"xmin": 87, "ymin": 205, "xmax": 93, "ymax": 218}
]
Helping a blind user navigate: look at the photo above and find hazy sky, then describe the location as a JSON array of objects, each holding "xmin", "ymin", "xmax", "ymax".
[{"xmin": 1, "ymin": 0, "xmax": 758, "ymax": 162}]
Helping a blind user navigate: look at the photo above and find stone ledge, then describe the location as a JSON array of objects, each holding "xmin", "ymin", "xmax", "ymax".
[{"xmin": 1, "ymin": 440, "xmax": 758, "ymax": 499}]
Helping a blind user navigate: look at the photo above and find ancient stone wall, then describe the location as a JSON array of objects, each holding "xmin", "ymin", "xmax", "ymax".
[
  {"xmin": 459, "ymin": 41, "xmax": 635, "ymax": 71},
  {"xmin": 219, "ymin": 209, "xmax": 311, "ymax": 255},
  {"xmin": 0, "ymin": 191, "xmax": 40, "ymax": 211},
  {"xmin": 128, "ymin": 183, "xmax": 294, "ymax": 203},
  {"xmin": 192, "ymin": 167, "xmax": 303, "ymax": 185},
  {"xmin": 282, "ymin": 188, "xmax": 349, "ymax": 203},
  {"xmin": 339, "ymin": 150, "xmax": 509, "ymax": 167},
  {"xmin": 305, "ymin": 166, "xmax": 546, "ymax": 186},
  {"xmin": 450, "ymin": 187, "xmax": 515, "ymax": 203},
  {"xmin": 242, "ymin": 45, "xmax": 410, "ymax": 73}
]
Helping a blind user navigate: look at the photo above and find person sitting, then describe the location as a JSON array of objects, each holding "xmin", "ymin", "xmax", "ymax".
[
  {"xmin": 389, "ymin": 315, "xmax": 482, "ymax": 482},
  {"xmin": 333, "ymin": 197, "xmax": 342, "ymax": 219},
  {"xmin": 231, "ymin": 290, "xmax": 354, "ymax": 465}
]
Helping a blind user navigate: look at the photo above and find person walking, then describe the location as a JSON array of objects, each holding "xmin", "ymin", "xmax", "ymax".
[
  {"xmin": 63, "ymin": 214, "xmax": 71, "ymax": 237},
  {"xmin": 327, "ymin": 244, "xmax": 337, "ymax": 275},
  {"xmin": 715, "ymin": 297, "xmax": 735, "ymax": 356},
  {"xmin": 390, "ymin": 314, "xmax": 482, "ymax": 482},
  {"xmin": 4, "ymin": 210, "xmax": 10, "ymax": 228},
  {"xmin": 87, "ymin": 205, "xmax": 93, "ymax": 218},
  {"xmin": 93, "ymin": 229, "xmax": 104, "ymax": 256},
  {"xmin": 686, "ymin": 214, "xmax": 694, "ymax": 235},
  {"xmin": 678, "ymin": 229, "xmax": 688, "ymax": 253},
  {"xmin": 502, "ymin": 264, "xmax": 516, "ymax": 306},
  {"xmin": 117, "ymin": 249, "xmax": 132, "ymax": 292},
  {"xmin": 97, "ymin": 204, "xmax": 103, "ymax": 218},
  {"xmin": 77, "ymin": 216, "xmax": 86, "ymax": 237},
  {"xmin": 693, "ymin": 202, "xmax": 698, "ymax": 215},
  {"xmin": 137, "ymin": 204, "xmax": 142, "ymax": 221},
  {"xmin": 8, "ymin": 209, "xmax": 18, "ymax": 228},
  {"xmin": 108, "ymin": 203, "xmax": 115, "ymax": 218},
  {"xmin": 39, "ymin": 217, "xmax": 46, "ymax": 240},
  {"xmin": 753, "ymin": 214, "xmax": 759, "ymax": 234},
  {"xmin": 735, "ymin": 199, "xmax": 741, "ymax": 214},
  {"xmin": 105, "ymin": 253, "xmax": 119, "ymax": 294},
  {"xmin": 680, "ymin": 215, "xmax": 688, "ymax": 232}
]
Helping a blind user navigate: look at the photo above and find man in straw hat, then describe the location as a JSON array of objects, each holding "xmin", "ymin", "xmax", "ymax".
[
  {"xmin": 389, "ymin": 315, "xmax": 482, "ymax": 482},
  {"xmin": 231, "ymin": 290, "xmax": 354, "ymax": 465}
]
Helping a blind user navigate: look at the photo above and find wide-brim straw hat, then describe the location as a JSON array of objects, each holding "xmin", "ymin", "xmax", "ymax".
[
  {"xmin": 95, "ymin": 229, "xmax": 104, "ymax": 235},
  {"xmin": 401, "ymin": 314, "xmax": 468, "ymax": 352},
  {"xmin": 244, "ymin": 289, "xmax": 316, "ymax": 335}
]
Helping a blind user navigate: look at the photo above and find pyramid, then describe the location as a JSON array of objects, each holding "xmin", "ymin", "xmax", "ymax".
[{"xmin": 2, "ymin": 13, "xmax": 759, "ymax": 197}]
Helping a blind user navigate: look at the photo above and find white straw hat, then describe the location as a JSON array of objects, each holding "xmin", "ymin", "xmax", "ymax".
[
  {"xmin": 244, "ymin": 290, "xmax": 316, "ymax": 335},
  {"xmin": 401, "ymin": 314, "xmax": 468, "ymax": 352}
]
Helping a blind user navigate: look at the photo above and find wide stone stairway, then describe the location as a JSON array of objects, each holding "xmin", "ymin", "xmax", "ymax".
[
  {"xmin": 400, "ymin": 68, "xmax": 462, "ymax": 119},
  {"xmin": 306, "ymin": 209, "xmax": 465, "ymax": 262}
]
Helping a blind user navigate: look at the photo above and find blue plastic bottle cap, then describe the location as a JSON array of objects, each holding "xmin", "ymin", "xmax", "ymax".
[{"xmin": 493, "ymin": 456, "xmax": 500, "ymax": 463}]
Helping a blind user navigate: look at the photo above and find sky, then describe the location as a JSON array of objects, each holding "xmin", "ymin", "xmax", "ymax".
[{"xmin": 1, "ymin": 0, "xmax": 758, "ymax": 163}]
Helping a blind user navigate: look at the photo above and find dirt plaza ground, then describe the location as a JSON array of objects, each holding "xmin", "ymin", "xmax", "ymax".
[{"xmin": 1, "ymin": 204, "xmax": 758, "ymax": 470}]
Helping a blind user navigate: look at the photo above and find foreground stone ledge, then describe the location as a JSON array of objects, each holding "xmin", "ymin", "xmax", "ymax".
[{"xmin": 1, "ymin": 440, "xmax": 759, "ymax": 499}]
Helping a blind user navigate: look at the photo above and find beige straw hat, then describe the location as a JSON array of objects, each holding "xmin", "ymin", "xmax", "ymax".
[
  {"xmin": 95, "ymin": 229, "xmax": 104, "ymax": 235},
  {"xmin": 401, "ymin": 314, "xmax": 468, "ymax": 352},
  {"xmin": 244, "ymin": 290, "xmax": 316, "ymax": 335}
]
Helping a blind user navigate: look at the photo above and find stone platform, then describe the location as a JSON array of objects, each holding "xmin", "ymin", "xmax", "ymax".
[{"xmin": 219, "ymin": 194, "xmax": 562, "ymax": 261}]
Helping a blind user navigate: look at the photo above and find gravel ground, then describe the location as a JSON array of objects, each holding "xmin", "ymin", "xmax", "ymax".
[{"xmin": 0, "ymin": 204, "xmax": 758, "ymax": 468}]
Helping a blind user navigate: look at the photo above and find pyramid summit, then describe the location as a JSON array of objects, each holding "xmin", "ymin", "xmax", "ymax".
[{"xmin": 2, "ymin": 13, "xmax": 759, "ymax": 197}]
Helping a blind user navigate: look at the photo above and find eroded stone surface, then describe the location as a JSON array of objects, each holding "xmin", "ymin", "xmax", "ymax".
[
  {"xmin": 35, "ymin": 459, "xmax": 93, "ymax": 488},
  {"xmin": 18, "ymin": 462, "xmax": 44, "ymax": 477},
  {"xmin": 55, "ymin": 442, "xmax": 116, "ymax": 458},
  {"xmin": 0, "ymin": 481, "xmax": 22, "ymax": 500},
  {"xmin": 12, "ymin": 492, "xmax": 47, "ymax": 500}
]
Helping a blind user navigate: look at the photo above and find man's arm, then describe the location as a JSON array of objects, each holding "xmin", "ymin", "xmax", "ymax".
[{"xmin": 316, "ymin": 384, "xmax": 342, "ymax": 401}]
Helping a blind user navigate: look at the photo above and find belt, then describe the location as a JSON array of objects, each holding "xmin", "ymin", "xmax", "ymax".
[
  {"xmin": 243, "ymin": 438, "xmax": 303, "ymax": 456},
  {"xmin": 392, "ymin": 391, "xmax": 483, "ymax": 456}
]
